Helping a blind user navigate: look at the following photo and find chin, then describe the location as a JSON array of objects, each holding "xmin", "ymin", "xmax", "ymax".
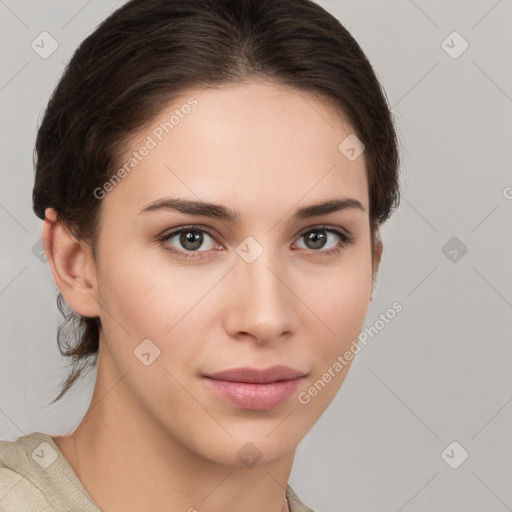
[{"xmin": 187, "ymin": 425, "xmax": 300, "ymax": 469}]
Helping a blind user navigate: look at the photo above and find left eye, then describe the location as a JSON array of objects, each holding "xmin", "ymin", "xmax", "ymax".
[{"xmin": 295, "ymin": 228, "xmax": 346, "ymax": 251}]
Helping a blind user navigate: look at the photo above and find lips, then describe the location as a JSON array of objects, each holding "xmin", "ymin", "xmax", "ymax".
[
  {"xmin": 203, "ymin": 365, "xmax": 306, "ymax": 410},
  {"xmin": 205, "ymin": 365, "xmax": 305, "ymax": 384}
]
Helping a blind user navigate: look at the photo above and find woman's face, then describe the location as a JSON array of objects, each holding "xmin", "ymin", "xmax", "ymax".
[{"xmin": 85, "ymin": 80, "xmax": 376, "ymax": 466}]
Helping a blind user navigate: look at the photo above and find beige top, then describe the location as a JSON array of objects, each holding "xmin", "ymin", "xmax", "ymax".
[{"xmin": 0, "ymin": 432, "xmax": 315, "ymax": 512}]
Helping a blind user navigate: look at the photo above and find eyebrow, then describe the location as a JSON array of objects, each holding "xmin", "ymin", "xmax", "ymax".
[{"xmin": 137, "ymin": 197, "xmax": 365, "ymax": 222}]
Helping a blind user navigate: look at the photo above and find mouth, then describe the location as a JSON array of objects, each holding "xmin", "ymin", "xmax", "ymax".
[{"xmin": 203, "ymin": 365, "xmax": 307, "ymax": 411}]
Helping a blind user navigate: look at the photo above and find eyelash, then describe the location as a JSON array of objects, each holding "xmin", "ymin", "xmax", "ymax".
[{"xmin": 157, "ymin": 224, "xmax": 355, "ymax": 260}]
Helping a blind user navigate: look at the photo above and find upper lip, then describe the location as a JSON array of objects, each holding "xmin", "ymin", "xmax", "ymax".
[{"xmin": 205, "ymin": 365, "xmax": 306, "ymax": 384}]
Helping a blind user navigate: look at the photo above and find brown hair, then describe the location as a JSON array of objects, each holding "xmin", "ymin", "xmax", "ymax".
[{"xmin": 33, "ymin": 0, "xmax": 400, "ymax": 403}]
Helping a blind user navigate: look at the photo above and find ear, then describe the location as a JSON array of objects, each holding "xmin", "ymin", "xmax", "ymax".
[
  {"xmin": 370, "ymin": 233, "xmax": 383, "ymax": 300},
  {"xmin": 41, "ymin": 207, "xmax": 101, "ymax": 318}
]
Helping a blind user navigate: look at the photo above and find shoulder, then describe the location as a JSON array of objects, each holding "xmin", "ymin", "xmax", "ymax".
[
  {"xmin": 0, "ymin": 432, "xmax": 56, "ymax": 511},
  {"xmin": 0, "ymin": 432, "xmax": 99, "ymax": 512},
  {"xmin": 0, "ymin": 431, "xmax": 51, "ymax": 481},
  {"xmin": 286, "ymin": 484, "xmax": 318, "ymax": 512}
]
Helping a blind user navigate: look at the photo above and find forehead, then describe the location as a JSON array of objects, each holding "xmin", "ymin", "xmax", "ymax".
[{"xmin": 101, "ymin": 80, "xmax": 369, "ymax": 221}]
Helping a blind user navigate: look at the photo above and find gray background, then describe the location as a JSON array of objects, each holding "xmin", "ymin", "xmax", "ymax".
[{"xmin": 1, "ymin": 1, "xmax": 511, "ymax": 511}]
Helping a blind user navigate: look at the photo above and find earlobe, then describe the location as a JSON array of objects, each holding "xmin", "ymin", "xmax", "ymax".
[
  {"xmin": 374, "ymin": 236, "xmax": 383, "ymax": 273},
  {"xmin": 370, "ymin": 235, "xmax": 383, "ymax": 300},
  {"xmin": 42, "ymin": 207, "xmax": 100, "ymax": 318}
]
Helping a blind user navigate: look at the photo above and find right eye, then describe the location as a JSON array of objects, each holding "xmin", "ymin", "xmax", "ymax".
[{"xmin": 158, "ymin": 226, "xmax": 221, "ymax": 259}]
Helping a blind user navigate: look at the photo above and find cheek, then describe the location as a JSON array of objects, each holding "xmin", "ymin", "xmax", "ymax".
[
  {"xmin": 95, "ymin": 243, "xmax": 172, "ymax": 343},
  {"xmin": 96, "ymin": 245, "xmax": 221, "ymax": 345},
  {"xmin": 308, "ymin": 249, "xmax": 373, "ymax": 356}
]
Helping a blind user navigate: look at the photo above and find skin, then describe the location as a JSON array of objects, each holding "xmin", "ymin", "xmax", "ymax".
[{"xmin": 44, "ymin": 79, "xmax": 382, "ymax": 512}]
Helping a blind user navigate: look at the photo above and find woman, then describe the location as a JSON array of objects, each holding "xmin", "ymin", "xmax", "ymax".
[{"xmin": 0, "ymin": 0, "xmax": 400, "ymax": 510}]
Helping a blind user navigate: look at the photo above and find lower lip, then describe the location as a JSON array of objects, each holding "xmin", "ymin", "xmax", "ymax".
[{"xmin": 203, "ymin": 377, "xmax": 302, "ymax": 410}]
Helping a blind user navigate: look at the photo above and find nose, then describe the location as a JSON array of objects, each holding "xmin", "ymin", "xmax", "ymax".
[{"xmin": 222, "ymin": 244, "xmax": 298, "ymax": 345}]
